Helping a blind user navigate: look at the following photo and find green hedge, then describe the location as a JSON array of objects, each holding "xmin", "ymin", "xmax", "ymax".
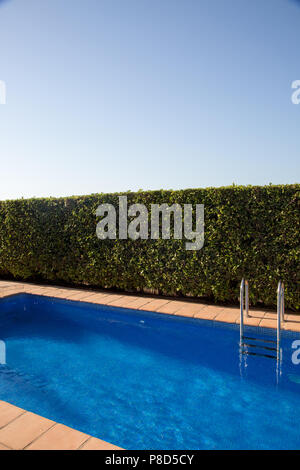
[{"xmin": 0, "ymin": 185, "xmax": 299, "ymax": 310}]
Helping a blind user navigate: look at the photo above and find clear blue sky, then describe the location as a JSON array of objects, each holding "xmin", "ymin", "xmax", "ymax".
[{"xmin": 0, "ymin": 0, "xmax": 299, "ymax": 200}]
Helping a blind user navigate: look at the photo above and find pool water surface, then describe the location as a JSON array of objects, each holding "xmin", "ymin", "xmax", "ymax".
[{"xmin": 0, "ymin": 294, "xmax": 300, "ymax": 450}]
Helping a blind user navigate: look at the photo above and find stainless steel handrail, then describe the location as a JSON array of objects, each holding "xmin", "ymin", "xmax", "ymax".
[
  {"xmin": 277, "ymin": 281, "xmax": 285, "ymax": 360},
  {"xmin": 240, "ymin": 278, "xmax": 249, "ymax": 341},
  {"xmin": 240, "ymin": 279, "xmax": 284, "ymax": 380},
  {"xmin": 245, "ymin": 280, "xmax": 249, "ymax": 318},
  {"xmin": 281, "ymin": 282, "xmax": 285, "ymax": 323},
  {"xmin": 240, "ymin": 279, "xmax": 244, "ymax": 341}
]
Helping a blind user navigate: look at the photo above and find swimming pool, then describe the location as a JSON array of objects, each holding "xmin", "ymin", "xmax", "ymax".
[{"xmin": 0, "ymin": 293, "xmax": 300, "ymax": 450}]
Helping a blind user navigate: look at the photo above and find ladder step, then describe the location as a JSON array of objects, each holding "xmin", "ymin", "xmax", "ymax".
[
  {"xmin": 241, "ymin": 350, "xmax": 277, "ymax": 360},
  {"xmin": 241, "ymin": 342, "xmax": 277, "ymax": 352},
  {"xmin": 242, "ymin": 335, "xmax": 276, "ymax": 344}
]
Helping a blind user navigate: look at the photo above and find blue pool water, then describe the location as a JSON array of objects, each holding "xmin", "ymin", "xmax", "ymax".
[{"xmin": 0, "ymin": 293, "xmax": 300, "ymax": 449}]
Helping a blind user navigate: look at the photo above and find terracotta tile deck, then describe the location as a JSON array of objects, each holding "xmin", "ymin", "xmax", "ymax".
[
  {"xmin": 0, "ymin": 402, "xmax": 122, "ymax": 451},
  {"xmin": 0, "ymin": 280, "xmax": 299, "ymax": 450}
]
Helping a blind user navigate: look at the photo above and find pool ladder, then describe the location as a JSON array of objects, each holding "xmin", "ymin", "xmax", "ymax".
[{"xmin": 240, "ymin": 279, "xmax": 284, "ymax": 362}]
